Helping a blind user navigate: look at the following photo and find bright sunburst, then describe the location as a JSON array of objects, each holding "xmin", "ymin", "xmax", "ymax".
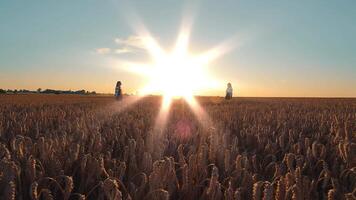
[
  {"xmin": 115, "ymin": 20, "xmax": 239, "ymax": 131},
  {"xmin": 123, "ymin": 30, "xmax": 223, "ymax": 102}
]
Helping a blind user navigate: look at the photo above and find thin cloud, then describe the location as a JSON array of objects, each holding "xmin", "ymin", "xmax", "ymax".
[
  {"xmin": 96, "ymin": 48, "xmax": 111, "ymax": 54},
  {"xmin": 114, "ymin": 48, "xmax": 133, "ymax": 54},
  {"xmin": 115, "ymin": 35, "xmax": 146, "ymax": 50},
  {"xmin": 96, "ymin": 35, "xmax": 147, "ymax": 55}
]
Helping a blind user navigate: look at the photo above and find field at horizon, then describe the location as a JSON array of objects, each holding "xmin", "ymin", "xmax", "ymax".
[{"xmin": 0, "ymin": 94, "xmax": 355, "ymax": 199}]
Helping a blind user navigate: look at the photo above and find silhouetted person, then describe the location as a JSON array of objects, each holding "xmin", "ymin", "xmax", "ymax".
[
  {"xmin": 225, "ymin": 82, "xmax": 233, "ymax": 100},
  {"xmin": 115, "ymin": 81, "xmax": 122, "ymax": 100}
]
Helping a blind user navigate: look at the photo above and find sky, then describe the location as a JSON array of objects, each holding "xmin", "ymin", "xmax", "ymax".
[{"xmin": 0, "ymin": 0, "xmax": 355, "ymax": 97}]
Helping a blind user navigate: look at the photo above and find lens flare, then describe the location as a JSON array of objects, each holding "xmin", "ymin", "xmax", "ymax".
[{"xmin": 115, "ymin": 18, "xmax": 239, "ymax": 132}]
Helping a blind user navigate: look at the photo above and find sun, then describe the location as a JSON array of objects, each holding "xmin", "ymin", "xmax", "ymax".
[
  {"xmin": 141, "ymin": 48, "xmax": 216, "ymax": 100},
  {"xmin": 113, "ymin": 20, "xmax": 239, "ymax": 131},
  {"xmin": 120, "ymin": 29, "xmax": 224, "ymax": 102}
]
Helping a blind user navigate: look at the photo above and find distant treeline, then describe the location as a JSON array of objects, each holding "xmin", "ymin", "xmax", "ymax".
[{"xmin": 0, "ymin": 88, "xmax": 96, "ymax": 95}]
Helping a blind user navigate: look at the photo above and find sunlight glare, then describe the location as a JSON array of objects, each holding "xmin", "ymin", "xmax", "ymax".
[
  {"xmin": 114, "ymin": 17, "xmax": 240, "ymax": 132},
  {"xmin": 154, "ymin": 95, "xmax": 172, "ymax": 133},
  {"xmin": 126, "ymin": 28, "xmax": 222, "ymax": 102}
]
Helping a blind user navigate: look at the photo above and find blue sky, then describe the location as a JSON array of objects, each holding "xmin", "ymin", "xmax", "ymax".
[{"xmin": 0, "ymin": 0, "xmax": 355, "ymax": 96}]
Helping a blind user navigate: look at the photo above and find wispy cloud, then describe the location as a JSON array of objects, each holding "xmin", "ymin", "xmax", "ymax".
[
  {"xmin": 96, "ymin": 35, "xmax": 147, "ymax": 55},
  {"xmin": 115, "ymin": 35, "xmax": 146, "ymax": 50},
  {"xmin": 95, "ymin": 48, "xmax": 111, "ymax": 54},
  {"xmin": 114, "ymin": 48, "xmax": 133, "ymax": 54}
]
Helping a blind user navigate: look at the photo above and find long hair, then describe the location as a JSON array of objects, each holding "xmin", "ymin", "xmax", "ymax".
[{"xmin": 116, "ymin": 81, "xmax": 121, "ymax": 88}]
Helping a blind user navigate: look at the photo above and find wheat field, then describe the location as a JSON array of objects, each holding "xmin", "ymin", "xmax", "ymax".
[{"xmin": 0, "ymin": 94, "xmax": 355, "ymax": 200}]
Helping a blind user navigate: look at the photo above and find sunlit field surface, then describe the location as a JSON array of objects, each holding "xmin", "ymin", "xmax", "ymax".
[{"xmin": 0, "ymin": 94, "xmax": 355, "ymax": 200}]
